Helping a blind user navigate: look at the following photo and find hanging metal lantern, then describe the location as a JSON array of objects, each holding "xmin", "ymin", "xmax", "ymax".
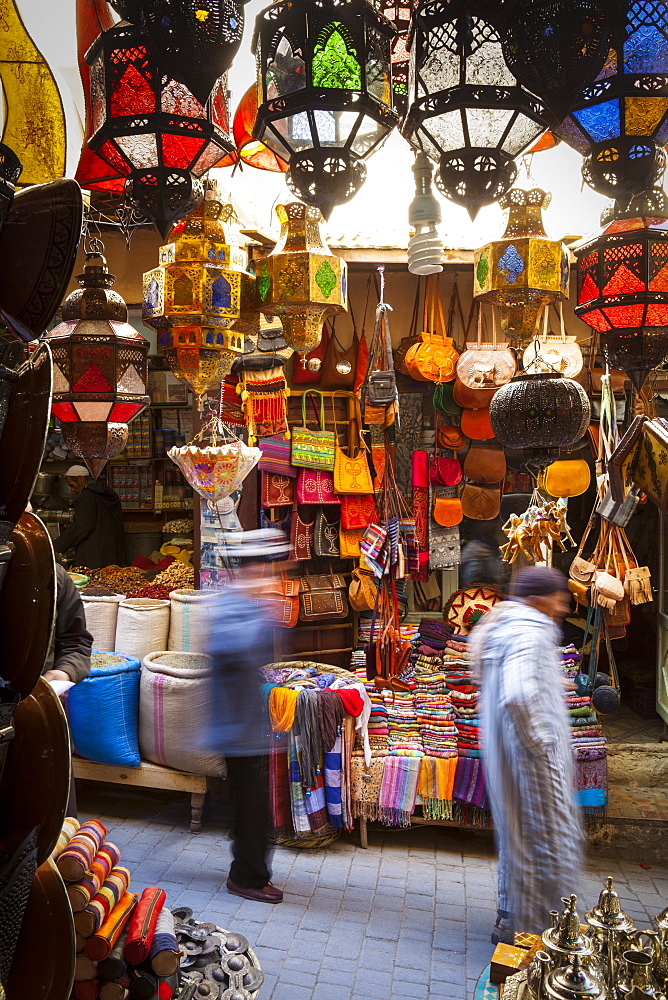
[
  {"xmin": 473, "ymin": 188, "xmax": 569, "ymax": 344},
  {"xmin": 84, "ymin": 19, "xmax": 235, "ymax": 237},
  {"xmin": 127, "ymin": 0, "xmax": 245, "ymax": 107},
  {"xmin": 575, "ymin": 187, "xmax": 668, "ymax": 391},
  {"xmin": 489, "ymin": 0, "xmax": 613, "ymax": 123},
  {"xmin": 0, "ymin": 142, "xmax": 21, "ymax": 234},
  {"xmin": 382, "ymin": 1, "xmax": 414, "ymax": 114},
  {"xmin": 142, "ymin": 180, "xmax": 259, "ymax": 405},
  {"xmin": 257, "ymin": 202, "xmax": 347, "ymax": 355},
  {"xmin": 489, "ymin": 372, "xmax": 591, "ymax": 468},
  {"xmin": 553, "ymin": 2, "xmax": 668, "ymax": 201},
  {"xmin": 252, "ymin": 0, "xmax": 399, "ymax": 218},
  {"xmin": 232, "ymin": 84, "xmax": 288, "ymax": 172},
  {"xmin": 401, "ymin": 0, "xmax": 553, "ymax": 219},
  {"xmin": 46, "ymin": 249, "xmax": 150, "ymax": 479}
]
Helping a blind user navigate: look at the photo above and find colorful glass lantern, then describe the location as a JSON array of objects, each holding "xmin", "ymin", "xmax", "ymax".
[
  {"xmin": 491, "ymin": 0, "xmax": 612, "ymax": 122},
  {"xmin": 0, "ymin": 143, "xmax": 21, "ymax": 233},
  {"xmin": 383, "ymin": 1, "xmax": 414, "ymax": 113},
  {"xmin": 127, "ymin": 0, "xmax": 245, "ymax": 107},
  {"xmin": 473, "ymin": 188, "xmax": 569, "ymax": 345},
  {"xmin": 233, "ymin": 85, "xmax": 288, "ymax": 172},
  {"xmin": 84, "ymin": 19, "xmax": 235, "ymax": 237},
  {"xmin": 46, "ymin": 251, "xmax": 149, "ymax": 479},
  {"xmin": 257, "ymin": 202, "xmax": 347, "ymax": 356},
  {"xmin": 252, "ymin": 0, "xmax": 399, "ymax": 218},
  {"xmin": 489, "ymin": 372, "xmax": 591, "ymax": 468},
  {"xmin": 142, "ymin": 180, "xmax": 258, "ymax": 404},
  {"xmin": 401, "ymin": 0, "xmax": 553, "ymax": 219},
  {"xmin": 575, "ymin": 189, "xmax": 668, "ymax": 391},
  {"xmin": 554, "ymin": 2, "xmax": 668, "ymax": 201}
]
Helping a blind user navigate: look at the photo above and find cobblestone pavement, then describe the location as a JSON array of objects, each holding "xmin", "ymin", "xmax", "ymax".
[{"xmin": 78, "ymin": 783, "xmax": 668, "ymax": 1000}]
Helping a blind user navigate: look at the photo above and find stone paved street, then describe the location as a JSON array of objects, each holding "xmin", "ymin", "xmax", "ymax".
[{"xmin": 78, "ymin": 782, "xmax": 668, "ymax": 1000}]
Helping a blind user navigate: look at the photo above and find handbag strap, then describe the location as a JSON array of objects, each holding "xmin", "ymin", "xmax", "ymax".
[
  {"xmin": 601, "ymin": 617, "xmax": 620, "ymax": 689},
  {"xmin": 447, "ymin": 273, "xmax": 467, "ymax": 352},
  {"xmin": 581, "ymin": 603, "xmax": 602, "ymax": 692},
  {"xmin": 301, "ymin": 389, "xmax": 326, "ymax": 430}
]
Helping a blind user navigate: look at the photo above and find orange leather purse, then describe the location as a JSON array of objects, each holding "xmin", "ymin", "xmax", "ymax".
[
  {"xmin": 404, "ymin": 274, "xmax": 459, "ymax": 383},
  {"xmin": 461, "ymin": 407, "xmax": 495, "ymax": 441}
]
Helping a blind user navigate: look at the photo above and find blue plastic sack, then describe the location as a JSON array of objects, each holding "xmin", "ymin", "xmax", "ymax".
[{"xmin": 68, "ymin": 651, "xmax": 141, "ymax": 767}]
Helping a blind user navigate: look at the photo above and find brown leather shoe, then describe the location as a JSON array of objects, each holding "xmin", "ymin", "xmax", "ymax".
[{"xmin": 226, "ymin": 878, "xmax": 283, "ymax": 903}]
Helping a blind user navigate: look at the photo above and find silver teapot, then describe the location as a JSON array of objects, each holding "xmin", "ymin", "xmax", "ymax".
[
  {"xmin": 543, "ymin": 896, "xmax": 595, "ymax": 968},
  {"xmin": 529, "ymin": 952, "xmax": 608, "ymax": 1000},
  {"xmin": 653, "ymin": 907, "xmax": 668, "ymax": 990},
  {"xmin": 586, "ymin": 878, "xmax": 636, "ymax": 990},
  {"xmin": 617, "ymin": 947, "xmax": 666, "ymax": 999}
]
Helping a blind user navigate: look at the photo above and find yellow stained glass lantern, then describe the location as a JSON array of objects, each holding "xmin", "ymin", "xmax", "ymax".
[
  {"xmin": 142, "ymin": 180, "xmax": 259, "ymax": 404},
  {"xmin": 473, "ymin": 188, "xmax": 569, "ymax": 346},
  {"xmin": 257, "ymin": 202, "xmax": 347, "ymax": 356}
]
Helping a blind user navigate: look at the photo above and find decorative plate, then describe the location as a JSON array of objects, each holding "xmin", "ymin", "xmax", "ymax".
[{"xmin": 443, "ymin": 584, "xmax": 505, "ymax": 634}]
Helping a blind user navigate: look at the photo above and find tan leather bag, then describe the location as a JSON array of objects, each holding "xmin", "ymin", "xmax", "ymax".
[
  {"xmin": 461, "ymin": 484, "xmax": 501, "ymax": 520},
  {"xmin": 299, "ymin": 573, "xmax": 348, "ymax": 621},
  {"xmin": 463, "ymin": 441, "xmax": 506, "ymax": 485},
  {"xmin": 523, "ymin": 302, "xmax": 583, "ymax": 379},
  {"xmin": 349, "ymin": 567, "xmax": 377, "ymax": 611},
  {"xmin": 404, "ymin": 275, "xmax": 458, "ymax": 383},
  {"xmin": 321, "ymin": 323, "xmax": 358, "ymax": 390},
  {"xmin": 456, "ymin": 304, "xmax": 515, "ymax": 389},
  {"xmin": 452, "ymin": 378, "xmax": 496, "ymax": 409},
  {"xmin": 432, "ymin": 497, "xmax": 463, "ymax": 527}
]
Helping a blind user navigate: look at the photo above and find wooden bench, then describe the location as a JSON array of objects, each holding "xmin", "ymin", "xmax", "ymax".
[{"xmin": 72, "ymin": 756, "xmax": 209, "ymax": 833}]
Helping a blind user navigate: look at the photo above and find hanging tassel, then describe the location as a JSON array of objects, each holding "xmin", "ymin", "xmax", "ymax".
[{"xmin": 625, "ymin": 566, "xmax": 653, "ymax": 605}]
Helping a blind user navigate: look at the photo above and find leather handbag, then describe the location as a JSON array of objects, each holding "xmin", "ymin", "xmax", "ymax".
[
  {"xmin": 570, "ymin": 515, "xmax": 597, "ymax": 584},
  {"xmin": 523, "ymin": 302, "xmax": 583, "ymax": 379},
  {"xmin": 598, "ymin": 488, "xmax": 639, "ymax": 528},
  {"xmin": 321, "ymin": 322, "xmax": 358, "ymax": 390},
  {"xmin": 539, "ymin": 459, "xmax": 591, "ymax": 499},
  {"xmin": 299, "ymin": 572, "xmax": 349, "ymax": 621},
  {"xmin": 456, "ymin": 303, "xmax": 515, "ymax": 389},
  {"xmin": 339, "ymin": 524, "xmax": 365, "ymax": 558},
  {"xmin": 258, "ymin": 434, "xmax": 297, "ymax": 477},
  {"xmin": 290, "ymin": 329, "xmax": 328, "ymax": 385},
  {"xmin": 314, "ymin": 510, "xmax": 341, "ymax": 558},
  {"xmin": 289, "ymin": 506, "xmax": 315, "ymax": 561},
  {"xmin": 429, "ymin": 456, "xmax": 463, "ymax": 487},
  {"xmin": 291, "ymin": 391, "xmax": 335, "ymax": 470},
  {"xmin": 463, "ymin": 441, "xmax": 506, "ymax": 484},
  {"xmin": 461, "ymin": 407, "xmax": 495, "ymax": 441},
  {"xmin": 452, "ymin": 378, "xmax": 496, "ymax": 409},
  {"xmin": 262, "ymin": 574, "xmax": 300, "ymax": 628},
  {"xmin": 340, "ymin": 493, "xmax": 377, "ymax": 530},
  {"xmin": 433, "ymin": 380, "xmax": 462, "ymax": 415},
  {"xmin": 364, "ymin": 299, "xmax": 397, "ymax": 406},
  {"xmin": 404, "ymin": 274, "xmax": 459, "ymax": 383},
  {"xmin": 461, "ymin": 483, "xmax": 501, "ymax": 520},
  {"xmin": 333, "ymin": 395, "xmax": 374, "ymax": 494},
  {"xmin": 349, "ymin": 567, "xmax": 377, "ymax": 611},
  {"xmin": 437, "ymin": 424, "xmax": 467, "ymax": 451},
  {"xmin": 367, "ymin": 370, "xmax": 396, "ymax": 407},
  {"xmin": 432, "ymin": 496, "xmax": 463, "ymax": 527},
  {"xmin": 394, "ymin": 284, "xmax": 424, "ymax": 380},
  {"xmin": 261, "ymin": 471, "xmax": 295, "ymax": 508},
  {"xmin": 608, "ymin": 415, "xmax": 646, "ymax": 503},
  {"xmin": 259, "ymin": 507, "xmax": 292, "ymax": 558},
  {"xmin": 296, "ymin": 466, "xmax": 340, "ymax": 505}
]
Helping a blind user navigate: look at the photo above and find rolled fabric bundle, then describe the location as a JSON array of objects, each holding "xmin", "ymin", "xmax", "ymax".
[
  {"xmin": 97, "ymin": 931, "xmax": 128, "ymax": 982},
  {"xmin": 124, "ymin": 887, "xmax": 166, "ymax": 967},
  {"xmin": 51, "ymin": 816, "xmax": 81, "ymax": 860},
  {"xmin": 155, "ymin": 972, "xmax": 179, "ymax": 999},
  {"xmin": 68, "ymin": 845, "xmax": 120, "ymax": 912},
  {"xmin": 78, "ymin": 867, "xmax": 131, "ymax": 938},
  {"xmin": 99, "ymin": 976, "xmax": 130, "ymax": 1000},
  {"xmin": 58, "ymin": 820, "xmax": 107, "ymax": 882},
  {"xmin": 149, "ymin": 908, "xmax": 178, "ymax": 976},
  {"xmin": 74, "ymin": 980, "xmax": 100, "ymax": 1000},
  {"xmin": 128, "ymin": 968, "xmax": 158, "ymax": 999},
  {"xmin": 76, "ymin": 930, "xmax": 87, "ymax": 953},
  {"xmin": 86, "ymin": 892, "xmax": 138, "ymax": 962},
  {"xmin": 74, "ymin": 954, "xmax": 98, "ymax": 982}
]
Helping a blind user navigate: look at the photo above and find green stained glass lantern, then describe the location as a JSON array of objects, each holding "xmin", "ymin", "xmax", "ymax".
[
  {"xmin": 553, "ymin": 2, "xmax": 668, "ymax": 201},
  {"xmin": 473, "ymin": 188, "xmax": 569, "ymax": 345},
  {"xmin": 142, "ymin": 180, "xmax": 259, "ymax": 405},
  {"xmin": 402, "ymin": 0, "xmax": 554, "ymax": 219},
  {"xmin": 252, "ymin": 0, "xmax": 400, "ymax": 218},
  {"xmin": 258, "ymin": 202, "xmax": 347, "ymax": 355}
]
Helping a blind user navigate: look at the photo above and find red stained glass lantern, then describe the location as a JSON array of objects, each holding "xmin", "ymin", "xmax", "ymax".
[
  {"xmin": 45, "ymin": 249, "xmax": 150, "ymax": 478},
  {"xmin": 233, "ymin": 85, "xmax": 288, "ymax": 172},
  {"xmin": 575, "ymin": 189, "xmax": 668, "ymax": 390},
  {"xmin": 84, "ymin": 19, "xmax": 235, "ymax": 236}
]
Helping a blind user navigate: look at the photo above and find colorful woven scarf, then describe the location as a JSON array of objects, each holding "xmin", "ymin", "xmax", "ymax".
[
  {"xmin": 418, "ymin": 756, "xmax": 457, "ymax": 820},
  {"xmin": 453, "ymin": 757, "xmax": 488, "ymax": 810},
  {"xmin": 378, "ymin": 756, "xmax": 422, "ymax": 827},
  {"xmin": 323, "ymin": 733, "xmax": 343, "ymax": 829},
  {"xmin": 288, "ymin": 730, "xmax": 311, "ymax": 836},
  {"xmin": 269, "ymin": 732, "xmax": 292, "ymax": 832},
  {"xmin": 304, "ymin": 767, "xmax": 330, "ymax": 835},
  {"xmin": 574, "ymin": 749, "xmax": 608, "ymax": 814},
  {"xmin": 241, "ymin": 368, "xmax": 289, "ymax": 443}
]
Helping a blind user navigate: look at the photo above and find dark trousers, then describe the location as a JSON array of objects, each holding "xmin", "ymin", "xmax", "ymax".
[{"xmin": 225, "ymin": 755, "xmax": 271, "ymax": 889}]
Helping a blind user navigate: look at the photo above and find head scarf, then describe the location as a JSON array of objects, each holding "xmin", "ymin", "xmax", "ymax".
[{"xmin": 510, "ymin": 566, "xmax": 569, "ymax": 599}]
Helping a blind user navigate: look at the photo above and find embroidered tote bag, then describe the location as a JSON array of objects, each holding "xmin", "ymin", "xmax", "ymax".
[{"xmin": 291, "ymin": 390, "xmax": 335, "ymax": 470}]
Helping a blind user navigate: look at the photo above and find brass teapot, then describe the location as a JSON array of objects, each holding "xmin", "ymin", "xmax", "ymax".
[{"xmin": 543, "ymin": 896, "xmax": 595, "ymax": 968}]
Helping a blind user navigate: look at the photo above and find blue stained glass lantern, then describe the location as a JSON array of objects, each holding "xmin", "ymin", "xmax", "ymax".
[
  {"xmin": 252, "ymin": 0, "xmax": 400, "ymax": 217},
  {"xmin": 401, "ymin": 0, "xmax": 554, "ymax": 219},
  {"xmin": 554, "ymin": 1, "xmax": 668, "ymax": 200}
]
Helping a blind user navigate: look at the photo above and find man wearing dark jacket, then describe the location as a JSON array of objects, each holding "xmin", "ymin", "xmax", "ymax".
[
  {"xmin": 43, "ymin": 564, "xmax": 94, "ymax": 685},
  {"xmin": 54, "ymin": 465, "xmax": 126, "ymax": 569}
]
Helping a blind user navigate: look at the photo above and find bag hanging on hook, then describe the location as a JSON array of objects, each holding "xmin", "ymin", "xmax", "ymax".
[
  {"xmin": 523, "ymin": 302, "xmax": 583, "ymax": 379},
  {"xmin": 404, "ymin": 274, "xmax": 459, "ymax": 383},
  {"xmin": 455, "ymin": 301, "xmax": 515, "ymax": 390}
]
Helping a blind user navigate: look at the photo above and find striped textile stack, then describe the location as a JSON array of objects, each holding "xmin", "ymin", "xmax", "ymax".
[
  {"xmin": 383, "ymin": 690, "xmax": 423, "ymax": 756},
  {"xmin": 413, "ymin": 692, "xmax": 458, "ymax": 758},
  {"xmin": 559, "ymin": 644, "xmax": 608, "ymax": 814}
]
